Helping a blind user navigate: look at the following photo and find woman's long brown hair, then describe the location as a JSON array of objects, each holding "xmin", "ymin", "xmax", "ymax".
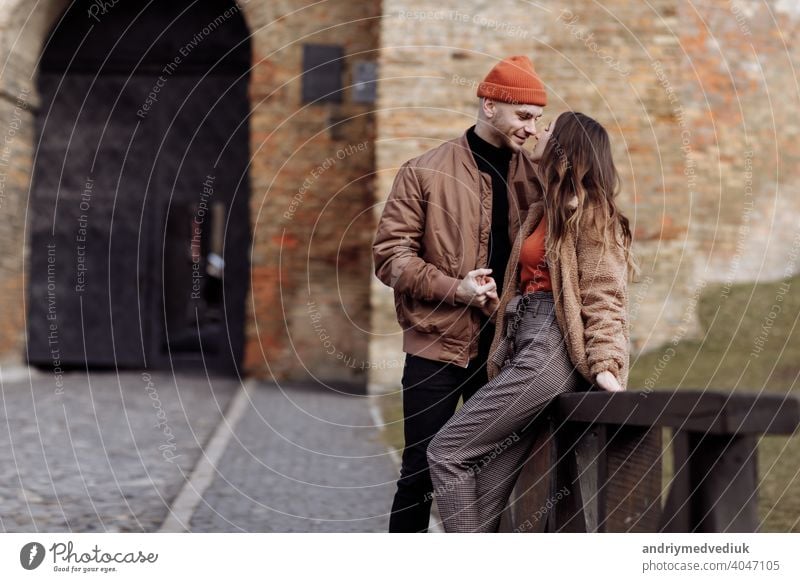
[{"xmin": 537, "ymin": 111, "xmax": 637, "ymax": 278}]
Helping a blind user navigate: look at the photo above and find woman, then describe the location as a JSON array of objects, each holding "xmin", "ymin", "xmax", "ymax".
[{"xmin": 427, "ymin": 111, "xmax": 637, "ymax": 533}]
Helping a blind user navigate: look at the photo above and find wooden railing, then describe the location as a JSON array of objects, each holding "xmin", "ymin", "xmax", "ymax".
[{"xmin": 499, "ymin": 391, "xmax": 800, "ymax": 533}]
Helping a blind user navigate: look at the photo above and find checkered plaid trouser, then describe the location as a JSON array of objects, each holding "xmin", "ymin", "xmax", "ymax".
[{"xmin": 427, "ymin": 291, "xmax": 580, "ymax": 532}]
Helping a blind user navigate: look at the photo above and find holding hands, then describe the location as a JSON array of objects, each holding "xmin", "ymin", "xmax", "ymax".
[{"xmin": 456, "ymin": 268, "xmax": 499, "ymax": 318}]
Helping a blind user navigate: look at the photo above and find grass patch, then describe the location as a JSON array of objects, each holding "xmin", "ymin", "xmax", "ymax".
[{"xmin": 630, "ymin": 275, "xmax": 800, "ymax": 532}]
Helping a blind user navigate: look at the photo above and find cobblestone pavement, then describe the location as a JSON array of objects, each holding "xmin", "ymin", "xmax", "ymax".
[
  {"xmin": 1, "ymin": 371, "xmax": 397, "ymax": 533},
  {"xmin": 189, "ymin": 382, "xmax": 396, "ymax": 532},
  {"xmin": 0, "ymin": 369, "xmax": 238, "ymax": 532}
]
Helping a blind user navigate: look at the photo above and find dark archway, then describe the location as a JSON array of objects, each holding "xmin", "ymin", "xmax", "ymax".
[{"xmin": 27, "ymin": 0, "xmax": 251, "ymax": 375}]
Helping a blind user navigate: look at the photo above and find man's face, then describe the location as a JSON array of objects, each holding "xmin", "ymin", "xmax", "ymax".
[{"xmin": 484, "ymin": 100, "xmax": 544, "ymax": 151}]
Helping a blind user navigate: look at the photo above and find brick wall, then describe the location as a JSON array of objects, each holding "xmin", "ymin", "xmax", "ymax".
[
  {"xmin": 0, "ymin": 1, "xmax": 797, "ymax": 390},
  {"xmin": 243, "ymin": 0, "xmax": 380, "ymax": 386}
]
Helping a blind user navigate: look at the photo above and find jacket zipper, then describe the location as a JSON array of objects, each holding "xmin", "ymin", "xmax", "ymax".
[{"xmin": 459, "ymin": 173, "xmax": 486, "ymax": 369}]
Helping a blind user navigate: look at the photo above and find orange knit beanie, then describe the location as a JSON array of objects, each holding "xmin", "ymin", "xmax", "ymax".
[{"xmin": 477, "ymin": 56, "xmax": 547, "ymax": 106}]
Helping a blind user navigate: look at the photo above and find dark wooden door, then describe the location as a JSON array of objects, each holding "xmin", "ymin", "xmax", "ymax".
[
  {"xmin": 27, "ymin": 0, "xmax": 250, "ymax": 374},
  {"xmin": 148, "ymin": 74, "xmax": 251, "ymax": 372}
]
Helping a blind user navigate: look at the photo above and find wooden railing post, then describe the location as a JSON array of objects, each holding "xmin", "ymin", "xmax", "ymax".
[
  {"xmin": 498, "ymin": 410, "xmax": 556, "ymax": 533},
  {"xmin": 601, "ymin": 426, "xmax": 662, "ymax": 532},
  {"xmin": 660, "ymin": 431, "xmax": 759, "ymax": 532}
]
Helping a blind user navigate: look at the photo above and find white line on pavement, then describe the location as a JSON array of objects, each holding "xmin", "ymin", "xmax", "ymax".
[{"xmin": 158, "ymin": 378, "xmax": 253, "ymax": 532}]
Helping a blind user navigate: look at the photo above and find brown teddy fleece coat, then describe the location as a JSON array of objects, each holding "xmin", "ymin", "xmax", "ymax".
[{"xmin": 487, "ymin": 196, "xmax": 630, "ymax": 389}]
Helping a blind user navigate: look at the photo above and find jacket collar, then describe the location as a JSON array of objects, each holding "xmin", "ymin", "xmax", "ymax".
[
  {"xmin": 453, "ymin": 130, "xmax": 525, "ymax": 179},
  {"xmin": 454, "ymin": 132, "xmax": 478, "ymax": 178}
]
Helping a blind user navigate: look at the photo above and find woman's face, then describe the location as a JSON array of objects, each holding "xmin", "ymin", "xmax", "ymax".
[{"xmin": 530, "ymin": 113, "xmax": 560, "ymax": 162}]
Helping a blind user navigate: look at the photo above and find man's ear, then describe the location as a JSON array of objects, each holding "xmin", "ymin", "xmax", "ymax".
[{"xmin": 481, "ymin": 97, "xmax": 496, "ymax": 119}]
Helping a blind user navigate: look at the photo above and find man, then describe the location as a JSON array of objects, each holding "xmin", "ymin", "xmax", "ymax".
[{"xmin": 373, "ymin": 56, "xmax": 547, "ymax": 532}]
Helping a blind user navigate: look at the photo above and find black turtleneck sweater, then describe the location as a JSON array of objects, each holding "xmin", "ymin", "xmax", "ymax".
[{"xmin": 466, "ymin": 125, "xmax": 512, "ymax": 299}]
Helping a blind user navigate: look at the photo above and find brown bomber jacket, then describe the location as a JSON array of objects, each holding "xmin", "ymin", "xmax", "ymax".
[
  {"xmin": 487, "ymin": 197, "xmax": 631, "ymax": 388},
  {"xmin": 372, "ymin": 131, "xmax": 539, "ymax": 368}
]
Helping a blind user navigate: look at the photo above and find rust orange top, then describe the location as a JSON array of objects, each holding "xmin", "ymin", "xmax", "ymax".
[{"xmin": 519, "ymin": 218, "xmax": 552, "ymax": 293}]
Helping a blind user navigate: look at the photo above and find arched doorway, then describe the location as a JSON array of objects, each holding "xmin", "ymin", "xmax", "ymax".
[{"xmin": 27, "ymin": 0, "xmax": 251, "ymax": 374}]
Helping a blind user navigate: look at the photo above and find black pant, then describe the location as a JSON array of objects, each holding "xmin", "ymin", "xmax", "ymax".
[{"xmin": 389, "ymin": 323, "xmax": 493, "ymax": 532}]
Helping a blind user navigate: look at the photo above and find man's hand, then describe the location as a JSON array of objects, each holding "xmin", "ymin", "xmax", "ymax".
[
  {"xmin": 595, "ymin": 370, "xmax": 624, "ymax": 392},
  {"xmin": 455, "ymin": 268, "xmax": 496, "ymax": 308}
]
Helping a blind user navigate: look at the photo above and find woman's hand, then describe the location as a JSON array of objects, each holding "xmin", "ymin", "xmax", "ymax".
[
  {"xmin": 479, "ymin": 288, "xmax": 499, "ymax": 318},
  {"xmin": 475, "ymin": 274, "xmax": 499, "ymax": 318},
  {"xmin": 595, "ymin": 370, "xmax": 624, "ymax": 392}
]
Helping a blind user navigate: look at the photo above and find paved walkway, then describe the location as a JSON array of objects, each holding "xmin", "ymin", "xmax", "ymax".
[
  {"xmin": 0, "ymin": 370, "xmax": 396, "ymax": 533},
  {"xmin": 188, "ymin": 383, "xmax": 396, "ymax": 532}
]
